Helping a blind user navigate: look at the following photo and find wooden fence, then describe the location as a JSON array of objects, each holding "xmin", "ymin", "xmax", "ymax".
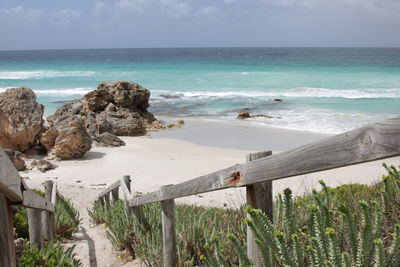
[
  {"xmin": 99, "ymin": 117, "xmax": 400, "ymax": 267},
  {"xmin": 0, "ymin": 150, "xmax": 58, "ymax": 267}
]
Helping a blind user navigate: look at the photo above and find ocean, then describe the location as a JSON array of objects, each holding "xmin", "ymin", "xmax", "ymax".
[{"xmin": 0, "ymin": 47, "xmax": 399, "ymax": 134}]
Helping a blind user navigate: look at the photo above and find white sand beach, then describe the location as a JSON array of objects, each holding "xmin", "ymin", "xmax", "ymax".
[{"xmin": 22, "ymin": 118, "xmax": 400, "ymax": 266}]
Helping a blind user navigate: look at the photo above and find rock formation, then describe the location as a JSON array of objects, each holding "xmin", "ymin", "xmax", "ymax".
[
  {"xmin": 40, "ymin": 120, "xmax": 92, "ymax": 160},
  {"xmin": 0, "ymin": 87, "xmax": 44, "ymax": 151},
  {"xmin": 237, "ymin": 112, "xmax": 273, "ymax": 120},
  {"xmin": 45, "ymin": 81, "xmax": 156, "ymax": 141}
]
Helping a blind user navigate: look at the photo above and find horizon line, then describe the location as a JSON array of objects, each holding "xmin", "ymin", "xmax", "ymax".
[{"xmin": 1, "ymin": 46, "xmax": 400, "ymax": 52}]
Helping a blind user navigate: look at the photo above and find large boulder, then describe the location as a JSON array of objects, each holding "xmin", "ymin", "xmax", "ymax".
[
  {"xmin": 46, "ymin": 81, "xmax": 156, "ymax": 145},
  {"xmin": 40, "ymin": 120, "xmax": 92, "ymax": 159},
  {"xmin": 0, "ymin": 87, "xmax": 44, "ymax": 151}
]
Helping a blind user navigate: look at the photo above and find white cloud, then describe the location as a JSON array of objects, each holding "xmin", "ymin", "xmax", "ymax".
[
  {"xmin": 51, "ymin": 9, "xmax": 82, "ymax": 28},
  {"xmin": 196, "ymin": 6, "xmax": 219, "ymax": 20},
  {"xmin": 115, "ymin": 0, "xmax": 152, "ymax": 12},
  {"xmin": 93, "ymin": 2, "xmax": 107, "ymax": 16},
  {"xmin": 0, "ymin": 6, "xmax": 44, "ymax": 27}
]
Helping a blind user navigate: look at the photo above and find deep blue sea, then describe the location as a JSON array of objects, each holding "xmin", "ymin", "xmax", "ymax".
[{"xmin": 0, "ymin": 47, "xmax": 399, "ymax": 134}]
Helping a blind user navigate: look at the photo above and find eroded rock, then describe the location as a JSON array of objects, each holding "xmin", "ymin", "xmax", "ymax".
[
  {"xmin": 47, "ymin": 81, "xmax": 156, "ymax": 145},
  {"xmin": 0, "ymin": 87, "xmax": 44, "ymax": 151},
  {"xmin": 94, "ymin": 132, "xmax": 126, "ymax": 147},
  {"xmin": 40, "ymin": 120, "xmax": 92, "ymax": 159}
]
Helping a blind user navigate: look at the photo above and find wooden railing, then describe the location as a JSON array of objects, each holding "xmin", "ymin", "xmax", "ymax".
[
  {"xmin": 98, "ymin": 117, "xmax": 400, "ymax": 267},
  {"xmin": 0, "ymin": 150, "xmax": 59, "ymax": 267}
]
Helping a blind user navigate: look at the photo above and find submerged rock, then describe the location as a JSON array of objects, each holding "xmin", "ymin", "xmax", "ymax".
[
  {"xmin": 237, "ymin": 112, "xmax": 273, "ymax": 120},
  {"xmin": 0, "ymin": 87, "xmax": 44, "ymax": 152},
  {"xmin": 237, "ymin": 112, "xmax": 251, "ymax": 120}
]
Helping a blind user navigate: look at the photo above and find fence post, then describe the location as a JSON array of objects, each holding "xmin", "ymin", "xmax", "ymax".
[
  {"xmin": 43, "ymin": 180, "xmax": 55, "ymax": 241},
  {"xmin": 0, "ymin": 194, "xmax": 17, "ymax": 267},
  {"xmin": 111, "ymin": 188, "xmax": 119, "ymax": 203},
  {"xmin": 246, "ymin": 151, "xmax": 273, "ymax": 267},
  {"xmin": 28, "ymin": 208, "xmax": 43, "ymax": 249},
  {"xmin": 104, "ymin": 193, "xmax": 110, "ymax": 208},
  {"xmin": 161, "ymin": 185, "xmax": 177, "ymax": 267}
]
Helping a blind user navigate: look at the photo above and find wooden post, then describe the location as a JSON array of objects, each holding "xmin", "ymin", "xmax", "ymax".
[
  {"xmin": 122, "ymin": 175, "xmax": 132, "ymax": 214},
  {"xmin": 28, "ymin": 208, "xmax": 43, "ymax": 249},
  {"xmin": 246, "ymin": 151, "xmax": 273, "ymax": 267},
  {"xmin": 0, "ymin": 194, "xmax": 17, "ymax": 267},
  {"xmin": 43, "ymin": 180, "xmax": 55, "ymax": 241},
  {"xmin": 104, "ymin": 193, "xmax": 110, "ymax": 208},
  {"xmin": 123, "ymin": 175, "xmax": 131, "ymax": 192},
  {"xmin": 161, "ymin": 186, "xmax": 177, "ymax": 267},
  {"xmin": 111, "ymin": 188, "xmax": 119, "ymax": 203}
]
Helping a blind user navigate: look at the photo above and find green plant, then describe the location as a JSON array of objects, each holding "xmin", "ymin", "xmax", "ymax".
[
  {"xmin": 55, "ymin": 196, "xmax": 81, "ymax": 239},
  {"xmin": 87, "ymin": 199, "xmax": 112, "ymax": 224},
  {"xmin": 222, "ymin": 164, "xmax": 400, "ymax": 267},
  {"xmin": 13, "ymin": 206, "xmax": 29, "ymax": 239},
  {"xmin": 19, "ymin": 241, "xmax": 82, "ymax": 267},
  {"xmin": 89, "ymin": 200, "xmax": 246, "ymax": 266}
]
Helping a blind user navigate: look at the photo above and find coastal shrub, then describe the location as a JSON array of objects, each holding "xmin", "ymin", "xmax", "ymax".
[
  {"xmin": 55, "ymin": 196, "xmax": 81, "ymax": 239},
  {"xmin": 19, "ymin": 241, "xmax": 82, "ymax": 267},
  {"xmin": 215, "ymin": 164, "xmax": 400, "ymax": 267},
  {"xmin": 87, "ymin": 199, "xmax": 112, "ymax": 224},
  {"xmin": 13, "ymin": 206, "xmax": 30, "ymax": 239},
  {"xmin": 89, "ymin": 200, "xmax": 246, "ymax": 266},
  {"xmin": 13, "ymin": 190, "xmax": 80, "ymax": 240}
]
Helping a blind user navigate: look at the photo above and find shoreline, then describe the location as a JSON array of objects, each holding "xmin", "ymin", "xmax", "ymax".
[{"xmin": 153, "ymin": 116, "xmax": 330, "ymax": 151}]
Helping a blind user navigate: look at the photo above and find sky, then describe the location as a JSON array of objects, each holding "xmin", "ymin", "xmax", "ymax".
[{"xmin": 0, "ymin": 0, "xmax": 400, "ymax": 50}]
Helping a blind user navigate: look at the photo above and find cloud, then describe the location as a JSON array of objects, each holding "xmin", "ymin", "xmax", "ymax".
[
  {"xmin": 0, "ymin": 6, "xmax": 44, "ymax": 29},
  {"xmin": 115, "ymin": 0, "xmax": 151, "ymax": 12},
  {"xmin": 196, "ymin": 6, "xmax": 219, "ymax": 20},
  {"xmin": 93, "ymin": 2, "xmax": 107, "ymax": 16},
  {"xmin": 51, "ymin": 9, "xmax": 82, "ymax": 28}
]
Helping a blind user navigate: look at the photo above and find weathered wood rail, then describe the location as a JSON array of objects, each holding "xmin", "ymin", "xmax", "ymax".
[
  {"xmin": 97, "ymin": 117, "xmax": 400, "ymax": 267},
  {"xmin": 0, "ymin": 150, "xmax": 59, "ymax": 267}
]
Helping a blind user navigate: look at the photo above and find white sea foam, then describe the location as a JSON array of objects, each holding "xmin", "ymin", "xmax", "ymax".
[
  {"xmin": 0, "ymin": 70, "xmax": 95, "ymax": 79},
  {"xmin": 0, "ymin": 87, "xmax": 92, "ymax": 96},
  {"xmin": 241, "ymin": 108, "xmax": 379, "ymax": 134},
  {"xmin": 160, "ymin": 87, "xmax": 400, "ymax": 99},
  {"xmin": 34, "ymin": 88, "xmax": 93, "ymax": 96}
]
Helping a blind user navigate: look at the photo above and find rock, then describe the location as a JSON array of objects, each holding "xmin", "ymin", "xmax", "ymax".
[
  {"xmin": 30, "ymin": 159, "xmax": 57, "ymax": 172},
  {"xmin": 47, "ymin": 81, "xmax": 156, "ymax": 144},
  {"xmin": 2, "ymin": 149, "xmax": 27, "ymax": 171},
  {"xmin": 237, "ymin": 112, "xmax": 251, "ymax": 120},
  {"xmin": 84, "ymin": 89, "xmax": 113, "ymax": 112},
  {"xmin": 146, "ymin": 119, "xmax": 185, "ymax": 132},
  {"xmin": 94, "ymin": 132, "xmax": 126, "ymax": 147},
  {"xmin": 252, "ymin": 114, "xmax": 273, "ymax": 119},
  {"xmin": 274, "ymin": 99, "xmax": 283, "ymax": 102},
  {"xmin": 237, "ymin": 112, "xmax": 273, "ymax": 120},
  {"xmin": 40, "ymin": 120, "xmax": 92, "ymax": 159},
  {"xmin": 160, "ymin": 94, "xmax": 183, "ymax": 99},
  {"xmin": 0, "ymin": 87, "xmax": 44, "ymax": 152}
]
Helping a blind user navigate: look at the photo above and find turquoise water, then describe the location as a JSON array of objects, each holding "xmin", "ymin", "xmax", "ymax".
[{"xmin": 0, "ymin": 48, "xmax": 399, "ymax": 134}]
